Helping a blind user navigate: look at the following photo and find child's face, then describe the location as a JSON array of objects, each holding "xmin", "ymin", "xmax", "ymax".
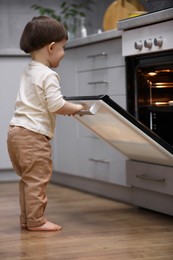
[{"xmin": 49, "ymin": 39, "xmax": 67, "ymax": 68}]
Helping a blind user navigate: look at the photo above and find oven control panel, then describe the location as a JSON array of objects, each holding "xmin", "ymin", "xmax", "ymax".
[{"xmin": 122, "ymin": 20, "xmax": 173, "ymax": 56}]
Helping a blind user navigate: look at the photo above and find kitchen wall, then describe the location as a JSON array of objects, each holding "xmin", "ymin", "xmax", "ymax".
[
  {"xmin": 1, "ymin": 0, "xmax": 173, "ymax": 51},
  {"xmin": 0, "ymin": 0, "xmax": 113, "ymax": 51}
]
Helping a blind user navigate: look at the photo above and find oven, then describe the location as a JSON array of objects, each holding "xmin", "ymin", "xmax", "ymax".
[
  {"xmin": 64, "ymin": 16, "xmax": 173, "ymax": 166},
  {"xmin": 121, "ymin": 18, "xmax": 173, "ymax": 146},
  {"xmin": 65, "ymin": 15, "xmax": 173, "ymax": 215},
  {"xmin": 114, "ymin": 13, "xmax": 173, "ymax": 216}
]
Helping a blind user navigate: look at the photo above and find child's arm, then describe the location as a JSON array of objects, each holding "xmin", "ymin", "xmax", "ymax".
[{"xmin": 53, "ymin": 101, "xmax": 84, "ymax": 116}]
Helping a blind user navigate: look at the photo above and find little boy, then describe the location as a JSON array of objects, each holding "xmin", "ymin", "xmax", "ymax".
[{"xmin": 7, "ymin": 16, "xmax": 85, "ymax": 231}]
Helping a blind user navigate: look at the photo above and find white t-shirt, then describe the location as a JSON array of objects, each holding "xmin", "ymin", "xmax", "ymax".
[{"xmin": 10, "ymin": 60, "xmax": 65, "ymax": 139}]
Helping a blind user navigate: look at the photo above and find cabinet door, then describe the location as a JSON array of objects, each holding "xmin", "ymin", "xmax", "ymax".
[
  {"xmin": 0, "ymin": 56, "xmax": 29, "ymax": 169},
  {"xmin": 76, "ymin": 38, "xmax": 124, "ymax": 71},
  {"xmin": 53, "ymin": 116, "xmax": 127, "ymax": 186},
  {"xmin": 76, "ymin": 133, "xmax": 127, "ymax": 185},
  {"xmin": 53, "ymin": 116, "xmax": 80, "ymax": 174},
  {"xmin": 53, "ymin": 48, "xmax": 79, "ymax": 174},
  {"xmin": 57, "ymin": 49, "xmax": 77, "ymax": 96},
  {"xmin": 77, "ymin": 67, "xmax": 125, "ymax": 96}
]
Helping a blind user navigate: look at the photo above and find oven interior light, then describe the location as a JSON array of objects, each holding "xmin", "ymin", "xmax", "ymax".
[
  {"xmin": 155, "ymin": 85, "xmax": 165, "ymax": 88},
  {"xmin": 157, "ymin": 69, "xmax": 172, "ymax": 73},
  {"xmin": 155, "ymin": 102, "xmax": 168, "ymax": 106},
  {"xmin": 154, "ymin": 82, "xmax": 173, "ymax": 88},
  {"xmin": 147, "ymin": 72, "xmax": 157, "ymax": 76}
]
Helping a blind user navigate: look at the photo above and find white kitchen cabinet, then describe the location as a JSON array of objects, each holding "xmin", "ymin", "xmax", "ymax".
[
  {"xmin": 0, "ymin": 56, "xmax": 29, "ymax": 169},
  {"xmin": 53, "ymin": 36, "xmax": 127, "ymax": 186},
  {"xmin": 53, "ymin": 50, "xmax": 79, "ymax": 174}
]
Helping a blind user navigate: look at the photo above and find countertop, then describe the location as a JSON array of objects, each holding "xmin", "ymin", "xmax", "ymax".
[
  {"xmin": 117, "ymin": 7, "xmax": 173, "ymax": 31},
  {"xmin": 0, "ymin": 29, "xmax": 122, "ymax": 56},
  {"xmin": 65, "ymin": 29, "xmax": 122, "ymax": 49}
]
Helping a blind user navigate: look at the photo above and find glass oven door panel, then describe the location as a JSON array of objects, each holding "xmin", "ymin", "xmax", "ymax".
[
  {"xmin": 65, "ymin": 95, "xmax": 173, "ymax": 167},
  {"xmin": 126, "ymin": 52, "xmax": 173, "ymax": 146},
  {"xmin": 137, "ymin": 67, "xmax": 173, "ymax": 107},
  {"xmin": 136, "ymin": 65, "xmax": 173, "ymax": 145}
]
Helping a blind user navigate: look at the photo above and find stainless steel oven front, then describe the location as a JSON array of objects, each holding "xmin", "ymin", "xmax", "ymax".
[{"xmin": 122, "ymin": 19, "xmax": 173, "ymax": 146}]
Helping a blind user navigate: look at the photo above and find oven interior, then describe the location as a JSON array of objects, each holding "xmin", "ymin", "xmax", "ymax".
[{"xmin": 126, "ymin": 51, "xmax": 173, "ymax": 146}]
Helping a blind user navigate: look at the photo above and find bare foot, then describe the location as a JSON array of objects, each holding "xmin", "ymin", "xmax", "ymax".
[{"xmin": 28, "ymin": 221, "xmax": 62, "ymax": 231}]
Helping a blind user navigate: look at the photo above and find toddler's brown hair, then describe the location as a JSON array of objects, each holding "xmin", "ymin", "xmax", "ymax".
[{"xmin": 20, "ymin": 16, "xmax": 68, "ymax": 53}]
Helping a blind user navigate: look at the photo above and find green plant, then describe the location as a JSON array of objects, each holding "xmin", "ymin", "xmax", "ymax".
[{"xmin": 31, "ymin": 0, "xmax": 94, "ymax": 36}]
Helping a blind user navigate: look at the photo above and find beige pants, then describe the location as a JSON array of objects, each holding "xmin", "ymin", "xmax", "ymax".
[{"xmin": 7, "ymin": 126, "xmax": 52, "ymax": 228}]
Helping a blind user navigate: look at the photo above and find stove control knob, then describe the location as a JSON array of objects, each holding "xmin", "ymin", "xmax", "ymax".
[
  {"xmin": 144, "ymin": 39, "xmax": 152, "ymax": 49},
  {"xmin": 154, "ymin": 37, "xmax": 163, "ymax": 47},
  {"xmin": 134, "ymin": 41, "xmax": 143, "ymax": 50}
]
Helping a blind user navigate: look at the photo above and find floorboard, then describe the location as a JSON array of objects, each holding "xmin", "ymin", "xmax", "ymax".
[{"xmin": 0, "ymin": 182, "xmax": 173, "ymax": 260}]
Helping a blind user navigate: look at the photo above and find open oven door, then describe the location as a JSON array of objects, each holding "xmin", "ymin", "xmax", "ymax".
[{"xmin": 64, "ymin": 95, "xmax": 173, "ymax": 167}]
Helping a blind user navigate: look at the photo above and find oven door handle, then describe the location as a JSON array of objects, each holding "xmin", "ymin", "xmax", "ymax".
[{"xmin": 76, "ymin": 102, "xmax": 101, "ymax": 116}]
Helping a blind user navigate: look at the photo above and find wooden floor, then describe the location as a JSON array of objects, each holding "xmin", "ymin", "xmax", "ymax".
[{"xmin": 0, "ymin": 182, "xmax": 173, "ymax": 260}]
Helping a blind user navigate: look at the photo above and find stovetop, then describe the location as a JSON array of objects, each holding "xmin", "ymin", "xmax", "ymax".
[{"xmin": 117, "ymin": 7, "xmax": 173, "ymax": 31}]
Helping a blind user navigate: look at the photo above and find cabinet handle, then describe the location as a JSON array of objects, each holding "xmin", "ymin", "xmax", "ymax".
[
  {"xmin": 87, "ymin": 52, "xmax": 108, "ymax": 58},
  {"xmin": 136, "ymin": 174, "xmax": 166, "ymax": 184},
  {"xmin": 89, "ymin": 158, "xmax": 110, "ymax": 164},
  {"xmin": 88, "ymin": 80, "xmax": 109, "ymax": 85}
]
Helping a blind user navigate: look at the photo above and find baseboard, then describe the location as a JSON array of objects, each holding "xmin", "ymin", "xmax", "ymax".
[
  {"xmin": 132, "ymin": 187, "xmax": 173, "ymax": 216},
  {"xmin": 0, "ymin": 170, "xmax": 132, "ymax": 204},
  {"xmin": 51, "ymin": 171, "xmax": 133, "ymax": 204},
  {"xmin": 0, "ymin": 169, "xmax": 19, "ymax": 182}
]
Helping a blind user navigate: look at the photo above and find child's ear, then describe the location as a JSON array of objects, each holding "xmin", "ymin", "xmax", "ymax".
[{"xmin": 48, "ymin": 42, "xmax": 55, "ymax": 52}]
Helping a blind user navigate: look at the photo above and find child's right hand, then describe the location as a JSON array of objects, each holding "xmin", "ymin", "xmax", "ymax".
[
  {"xmin": 71, "ymin": 103, "xmax": 88, "ymax": 116},
  {"xmin": 55, "ymin": 101, "xmax": 88, "ymax": 116}
]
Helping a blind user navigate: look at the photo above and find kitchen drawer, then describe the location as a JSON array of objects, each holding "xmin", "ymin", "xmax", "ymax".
[
  {"xmin": 126, "ymin": 160, "xmax": 173, "ymax": 196},
  {"xmin": 76, "ymin": 38, "xmax": 124, "ymax": 71},
  {"xmin": 77, "ymin": 67, "xmax": 125, "ymax": 96}
]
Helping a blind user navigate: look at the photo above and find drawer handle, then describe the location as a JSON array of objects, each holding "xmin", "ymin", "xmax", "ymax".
[
  {"xmin": 88, "ymin": 80, "xmax": 109, "ymax": 85},
  {"xmin": 87, "ymin": 52, "xmax": 108, "ymax": 58},
  {"xmin": 89, "ymin": 158, "xmax": 110, "ymax": 164},
  {"xmin": 136, "ymin": 174, "xmax": 166, "ymax": 184}
]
